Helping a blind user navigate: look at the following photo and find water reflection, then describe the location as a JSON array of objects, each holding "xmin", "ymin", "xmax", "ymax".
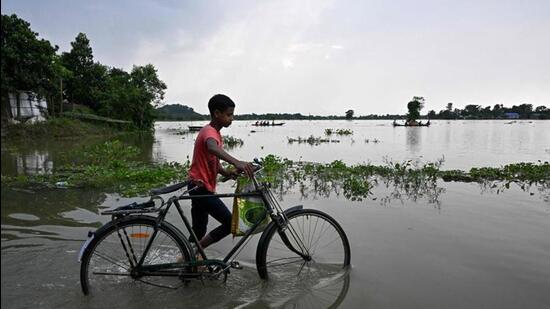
[
  {"xmin": 1, "ymin": 187, "xmax": 107, "ymax": 229},
  {"xmin": 17, "ymin": 151, "xmax": 53, "ymax": 174},
  {"xmin": 255, "ymin": 269, "xmax": 351, "ymax": 308},
  {"xmin": 287, "ymin": 175, "xmax": 446, "ymax": 208},
  {"xmin": 1, "ymin": 132, "xmax": 155, "ymax": 177},
  {"xmin": 405, "ymin": 127, "xmax": 421, "ymax": 153}
]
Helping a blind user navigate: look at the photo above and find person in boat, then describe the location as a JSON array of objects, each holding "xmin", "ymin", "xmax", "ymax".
[
  {"xmin": 187, "ymin": 94, "xmax": 255, "ymax": 252},
  {"xmin": 255, "ymin": 121, "xmax": 259, "ymax": 126},
  {"xmin": 272, "ymin": 120, "xmax": 275, "ymax": 126}
]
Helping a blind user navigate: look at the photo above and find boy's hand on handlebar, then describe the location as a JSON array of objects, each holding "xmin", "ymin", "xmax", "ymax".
[
  {"xmin": 228, "ymin": 169, "xmax": 240, "ymax": 179},
  {"xmin": 235, "ymin": 160, "xmax": 255, "ymax": 178}
]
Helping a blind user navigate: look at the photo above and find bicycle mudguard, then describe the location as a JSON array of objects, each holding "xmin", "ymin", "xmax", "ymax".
[{"xmin": 283, "ymin": 205, "xmax": 303, "ymax": 216}]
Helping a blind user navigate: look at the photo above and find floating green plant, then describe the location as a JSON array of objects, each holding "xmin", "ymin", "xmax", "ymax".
[
  {"xmin": 325, "ymin": 128, "xmax": 353, "ymax": 136},
  {"xmin": 1, "ymin": 140, "xmax": 190, "ymax": 197},
  {"xmin": 2, "ymin": 142, "xmax": 548, "ymax": 202},
  {"xmin": 287, "ymin": 135, "xmax": 340, "ymax": 145},
  {"xmin": 223, "ymin": 136, "xmax": 244, "ymax": 148},
  {"xmin": 167, "ymin": 128, "xmax": 192, "ymax": 135}
]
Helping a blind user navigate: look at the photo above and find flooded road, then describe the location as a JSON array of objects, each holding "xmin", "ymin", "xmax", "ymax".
[{"xmin": 2, "ymin": 120, "xmax": 550, "ymax": 308}]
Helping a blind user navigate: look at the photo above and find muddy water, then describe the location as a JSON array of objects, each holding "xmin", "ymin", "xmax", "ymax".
[{"xmin": 2, "ymin": 120, "xmax": 550, "ymax": 308}]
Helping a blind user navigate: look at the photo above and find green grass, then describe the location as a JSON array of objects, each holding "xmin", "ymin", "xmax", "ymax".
[{"xmin": 3, "ymin": 118, "xmax": 121, "ymax": 140}]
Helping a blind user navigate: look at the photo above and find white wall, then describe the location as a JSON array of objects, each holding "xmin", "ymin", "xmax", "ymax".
[{"xmin": 9, "ymin": 92, "xmax": 48, "ymax": 123}]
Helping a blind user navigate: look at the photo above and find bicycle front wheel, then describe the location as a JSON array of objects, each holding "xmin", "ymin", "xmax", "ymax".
[
  {"xmin": 80, "ymin": 216, "xmax": 193, "ymax": 295},
  {"xmin": 256, "ymin": 209, "xmax": 351, "ymax": 281}
]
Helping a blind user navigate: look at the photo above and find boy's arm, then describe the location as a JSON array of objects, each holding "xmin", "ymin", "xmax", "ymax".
[
  {"xmin": 206, "ymin": 138, "xmax": 254, "ymax": 176},
  {"xmin": 217, "ymin": 162, "xmax": 233, "ymax": 177}
]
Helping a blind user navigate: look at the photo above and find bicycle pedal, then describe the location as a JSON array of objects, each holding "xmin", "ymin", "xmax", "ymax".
[{"xmin": 230, "ymin": 261, "xmax": 243, "ymax": 270}]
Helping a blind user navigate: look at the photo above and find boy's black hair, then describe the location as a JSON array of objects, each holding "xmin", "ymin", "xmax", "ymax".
[{"xmin": 208, "ymin": 94, "xmax": 235, "ymax": 115}]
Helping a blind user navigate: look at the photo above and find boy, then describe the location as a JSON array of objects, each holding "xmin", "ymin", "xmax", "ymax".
[{"xmin": 187, "ymin": 94, "xmax": 254, "ymax": 251}]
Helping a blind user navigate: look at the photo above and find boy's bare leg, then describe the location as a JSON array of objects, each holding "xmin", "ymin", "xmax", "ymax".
[{"xmin": 199, "ymin": 234, "xmax": 214, "ymax": 249}]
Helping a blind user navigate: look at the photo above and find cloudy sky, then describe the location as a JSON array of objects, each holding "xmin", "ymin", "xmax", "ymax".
[{"xmin": 2, "ymin": 0, "xmax": 549, "ymax": 115}]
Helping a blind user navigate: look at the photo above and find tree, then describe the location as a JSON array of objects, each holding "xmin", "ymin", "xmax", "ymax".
[
  {"xmin": 534, "ymin": 105, "xmax": 549, "ymax": 119},
  {"xmin": 512, "ymin": 104, "xmax": 533, "ymax": 118},
  {"xmin": 130, "ymin": 64, "xmax": 166, "ymax": 128},
  {"xmin": 481, "ymin": 105, "xmax": 492, "ymax": 118},
  {"xmin": 492, "ymin": 104, "xmax": 504, "ymax": 118},
  {"xmin": 427, "ymin": 110, "xmax": 436, "ymax": 119},
  {"xmin": 98, "ymin": 64, "xmax": 166, "ymax": 129},
  {"xmin": 406, "ymin": 96, "xmax": 425, "ymax": 123},
  {"xmin": 61, "ymin": 33, "xmax": 107, "ymax": 110},
  {"xmin": 1, "ymin": 14, "xmax": 59, "ymax": 118},
  {"xmin": 463, "ymin": 104, "xmax": 481, "ymax": 118},
  {"xmin": 345, "ymin": 109, "xmax": 354, "ymax": 120},
  {"xmin": 440, "ymin": 102, "xmax": 455, "ymax": 119}
]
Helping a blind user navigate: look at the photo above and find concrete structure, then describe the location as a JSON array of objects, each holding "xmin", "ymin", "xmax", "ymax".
[{"xmin": 8, "ymin": 91, "xmax": 48, "ymax": 123}]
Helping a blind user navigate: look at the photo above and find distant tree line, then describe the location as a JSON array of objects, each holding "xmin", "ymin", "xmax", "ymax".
[
  {"xmin": 1, "ymin": 14, "xmax": 166, "ymax": 129},
  {"xmin": 426, "ymin": 103, "xmax": 549, "ymax": 120},
  {"xmin": 155, "ymin": 105, "xmax": 404, "ymax": 121},
  {"xmin": 159, "ymin": 101, "xmax": 550, "ymax": 121}
]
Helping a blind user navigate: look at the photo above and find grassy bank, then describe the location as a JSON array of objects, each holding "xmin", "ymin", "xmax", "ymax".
[
  {"xmin": 2, "ymin": 117, "xmax": 126, "ymax": 140},
  {"xmin": 1, "ymin": 113, "xmax": 149, "ymax": 140}
]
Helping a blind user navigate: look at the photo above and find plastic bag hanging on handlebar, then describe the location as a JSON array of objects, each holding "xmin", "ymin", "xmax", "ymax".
[{"xmin": 231, "ymin": 177, "xmax": 270, "ymax": 236}]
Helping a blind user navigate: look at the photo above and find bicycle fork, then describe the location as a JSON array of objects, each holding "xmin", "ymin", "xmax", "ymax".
[{"xmin": 276, "ymin": 220, "xmax": 312, "ymax": 261}]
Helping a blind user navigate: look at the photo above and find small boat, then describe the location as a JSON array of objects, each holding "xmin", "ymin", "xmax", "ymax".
[
  {"xmin": 251, "ymin": 122, "xmax": 285, "ymax": 127},
  {"xmin": 392, "ymin": 120, "xmax": 431, "ymax": 127},
  {"xmin": 188, "ymin": 126, "xmax": 203, "ymax": 132}
]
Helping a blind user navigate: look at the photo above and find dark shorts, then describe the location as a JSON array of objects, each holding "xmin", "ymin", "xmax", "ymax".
[{"xmin": 188, "ymin": 184, "xmax": 232, "ymax": 243}]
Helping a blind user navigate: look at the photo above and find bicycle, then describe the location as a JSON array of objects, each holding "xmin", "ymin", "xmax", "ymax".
[{"xmin": 79, "ymin": 159, "xmax": 351, "ymax": 295}]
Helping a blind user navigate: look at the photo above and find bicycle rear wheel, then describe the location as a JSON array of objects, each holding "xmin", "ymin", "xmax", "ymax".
[
  {"xmin": 256, "ymin": 209, "xmax": 351, "ymax": 281},
  {"xmin": 80, "ymin": 216, "xmax": 193, "ymax": 295}
]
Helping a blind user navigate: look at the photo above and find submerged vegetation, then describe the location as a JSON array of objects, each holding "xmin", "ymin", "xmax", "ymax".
[
  {"xmin": 325, "ymin": 128, "xmax": 353, "ymax": 136},
  {"xmin": 1, "ymin": 141, "xmax": 189, "ymax": 196},
  {"xmin": 167, "ymin": 128, "xmax": 244, "ymax": 149},
  {"xmin": 287, "ymin": 136, "xmax": 341, "ymax": 145},
  {"xmin": 223, "ymin": 136, "xmax": 244, "ymax": 148},
  {"xmin": 257, "ymin": 156, "xmax": 549, "ymax": 203},
  {"xmin": 2, "ymin": 142, "xmax": 548, "ymax": 203}
]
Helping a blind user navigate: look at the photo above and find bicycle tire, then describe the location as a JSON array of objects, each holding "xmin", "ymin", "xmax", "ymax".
[
  {"xmin": 256, "ymin": 209, "xmax": 351, "ymax": 281},
  {"xmin": 80, "ymin": 215, "xmax": 193, "ymax": 295}
]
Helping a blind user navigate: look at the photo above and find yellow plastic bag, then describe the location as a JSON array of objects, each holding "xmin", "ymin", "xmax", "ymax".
[{"xmin": 231, "ymin": 178, "xmax": 270, "ymax": 236}]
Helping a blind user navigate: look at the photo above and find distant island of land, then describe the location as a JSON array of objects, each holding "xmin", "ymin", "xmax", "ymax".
[{"xmin": 155, "ymin": 103, "xmax": 549, "ymax": 121}]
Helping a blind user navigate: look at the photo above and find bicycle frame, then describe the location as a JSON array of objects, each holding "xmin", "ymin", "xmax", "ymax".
[{"xmin": 129, "ymin": 174, "xmax": 303, "ymax": 278}]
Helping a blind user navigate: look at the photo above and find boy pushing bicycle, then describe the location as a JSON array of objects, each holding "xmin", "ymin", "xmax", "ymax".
[{"xmin": 187, "ymin": 94, "xmax": 255, "ymax": 251}]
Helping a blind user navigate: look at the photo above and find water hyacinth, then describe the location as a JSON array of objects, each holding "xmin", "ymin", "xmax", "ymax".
[
  {"xmin": 325, "ymin": 128, "xmax": 353, "ymax": 136},
  {"xmin": 287, "ymin": 136, "xmax": 341, "ymax": 145},
  {"xmin": 1, "ymin": 142, "xmax": 548, "ymax": 201}
]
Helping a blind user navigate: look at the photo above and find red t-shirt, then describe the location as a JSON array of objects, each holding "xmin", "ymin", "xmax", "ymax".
[{"xmin": 188, "ymin": 124, "xmax": 223, "ymax": 192}]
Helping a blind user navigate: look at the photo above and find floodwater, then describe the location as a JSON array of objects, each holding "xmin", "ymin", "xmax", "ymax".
[{"xmin": 1, "ymin": 120, "xmax": 550, "ymax": 309}]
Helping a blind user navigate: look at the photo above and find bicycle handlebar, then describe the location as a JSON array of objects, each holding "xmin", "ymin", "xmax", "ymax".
[
  {"xmin": 220, "ymin": 158, "xmax": 263, "ymax": 182},
  {"xmin": 150, "ymin": 159, "xmax": 263, "ymax": 195}
]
